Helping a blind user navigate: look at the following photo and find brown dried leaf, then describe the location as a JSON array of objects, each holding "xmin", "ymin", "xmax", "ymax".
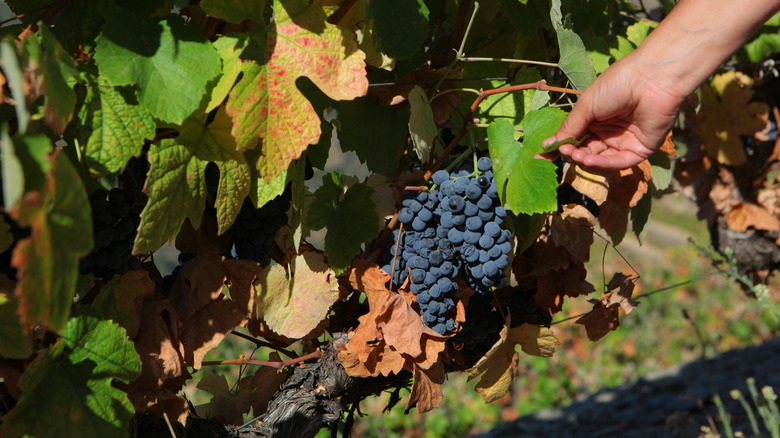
[
  {"xmin": 195, "ymin": 373, "xmax": 252, "ymax": 425},
  {"xmin": 690, "ymin": 71, "xmax": 769, "ymax": 166},
  {"xmin": 602, "ymin": 272, "xmax": 640, "ymax": 315},
  {"xmin": 575, "ymin": 299, "xmax": 621, "ymax": 341},
  {"xmin": 564, "ymin": 165, "xmax": 609, "ymax": 206},
  {"xmin": 368, "ymin": 63, "xmax": 462, "ymax": 124},
  {"xmin": 223, "ymin": 259, "xmax": 262, "ymax": 316},
  {"xmin": 660, "ymin": 132, "xmax": 677, "ymax": 157},
  {"xmin": 180, "ymin": 297, "xmax": 249, "ymax": 369},
  {"xmin": 550, "ymin": 210, "xmax": 594, "ymax": 266},
  {"xmin": 467, "ymin": 323, "xmax": 558, "ymax": 403},
  {"xmin": 533, "ymin": 263, "xmax": 594, "ymax": 315},
  {"xmin": 406, "ymin": 362, "xmax": 445, "ymax": 413},
  {"xmin": 724, "ymin": 202, "xmax": 780, "ymax": 233},
  {"xmin": 91, "ymin": 270, "xmax": 155, "ymax": 338},
  {"xmin": 133, "ymin": 298, "xmax": 185, "ymax": 388},
  {"xmin": 168, "ymin": 254, "xmax": 228, "ymax": 320}
]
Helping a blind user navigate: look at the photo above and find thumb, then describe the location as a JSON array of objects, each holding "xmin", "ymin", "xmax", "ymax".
[{"xmin": 543, "ymin": 101, "xmax": 592, "ymax": 148}]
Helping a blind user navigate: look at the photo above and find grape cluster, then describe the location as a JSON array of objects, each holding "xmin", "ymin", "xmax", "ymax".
[
  {"xmin": 79, "ymin": 188, "xmax": 146, "ymax": 279},
  {"xmin": 383, "ymin": 157, "xmax": 511, "ymax": 334},
  {"xmin": 229, "ymin": 191, "xmax": 291, "ymax": 267}
]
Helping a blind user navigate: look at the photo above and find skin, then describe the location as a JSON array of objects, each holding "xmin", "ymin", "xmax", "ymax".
[{"xmin": 544, "ymin": 0, "xmax": 780, "ymax": 173}]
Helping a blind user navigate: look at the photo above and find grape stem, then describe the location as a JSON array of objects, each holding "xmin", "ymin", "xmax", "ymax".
[
  {"xmin": 201, "ymin": 348, "xmax": 322, "ymax": 370},
  {"xmin": 425, "ymin": 80, "xmax": 582, "ymax": 180}
]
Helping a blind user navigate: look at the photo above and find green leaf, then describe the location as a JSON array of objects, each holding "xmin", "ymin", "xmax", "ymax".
[
  {"xmin": 133, "ymin": 139, "xmax": 207, "ymax": 254},
  {"xmin": 95, "ymin": 9, "xmax": 221, "ymax": 124},
  {"xmin": 523, "ymin": 107, "xmax": 569, "ymax": 151},
  {"xmin": 0, "ymin": 292, "xmax": 33, "ymax": 359},
  {"xmin": 609, "ymin": 35, "xmax": 635, "ymax": 61},
  {"xmin": 11, "ymin": 149, "xmax": 93, "ymax": 331},
  {"xmin": 581, "ymin": 31, "xmax": 611, "ymax": 74},
  {"xmin": 201, "ymin": 0, "xmax": 266, "ymax": 23},
  {"xmin": 488, "ymin": 116, "xmax": 558, "ymax": 215},
  {"xmin": 408, "ymin": 86, "xmax": 437, "ymax": 164},
  {"xmin": 1, "ymin": 127, "xmax": 24, "ymax": 211},
  {"xmin": 2, "ymin": 315, "xmax": 139, "ymax": 438},
  {"xmin": 648, "ymin": 150, "xmax": 673, "ymax": 191},
  {"xmin": 367, "ymin": 0, "xmax": 430, "ymax": 60},
  {"xmin": 500, "ymin": 0, "xmax": 548, "ymax": 39},
  {"xmin": 19, "ymin": 25, "xmax": 78, "ymax": 134},
  {"xmin": 626, "ymin": 20, "xmax": 657, "ymax": 47},
  {"xmin": 81, "ymin": 80, "xmax": 156, "ymax": 177},
  {"xmin": 226, "ymin": 0, "xmax": 367, "ymax": 182},
  {"xmin": 306, "ymin": 173, "xmax": 379, "ymax": 273},
  {"xmin": 62, "ymin": 309, "xmax": 142, "ymax": 380},
  {"xmin": 206, "ymin": 34, "xmax": 249, "ymax": 113},
  {"xmin": 631, "ymin": 191, "xmax": 651, "ymax": 244},
  {"xmin": 550, "ymin": 0, "xmax": 596, "ymax": 90},
  {"xmin": 0, "ymin": 38, "xmax": 30, "ymax": 132},
  {"xmin": 743, "ymin": 32, "xmax": 780, "ymax": 63},
  {"xmin": 338, "ymin": 96, "xmax": 408, "ymax": 176},
  {"xmin": 512, "ymin": 212, "xmax": 547, "ymax": 253}
]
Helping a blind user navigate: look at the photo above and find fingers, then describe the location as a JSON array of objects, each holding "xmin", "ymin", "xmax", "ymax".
[{"xmin": 559, "ymin": 145, "xmax": 645, "ymax": 173}]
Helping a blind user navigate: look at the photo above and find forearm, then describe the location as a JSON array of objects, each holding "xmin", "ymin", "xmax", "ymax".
[{"xmin": 633, "ymin": 0, "xmax": 780, "ymax": 98}]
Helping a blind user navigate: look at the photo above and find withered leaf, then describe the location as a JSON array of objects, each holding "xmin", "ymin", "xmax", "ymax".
[
  {"xmin": 467, "ymin": 323, "xmax": 558, "ymax": 403},
  {"xmin": 180, "ymin": 297, "xmax": 248, "ymax": 369},
  {"xmin": 724, "ymin": 202, "xmax": 780, "ymax": 233},
  {"xmin": 255, "ymin": 252, "xmax": 340, "ymax": 340},
  {"xmin": 576, "ymin": 299, "xmax": 621, "ymax": 341},
  {"xmin": 406, "ymin": 362, "xmax": 445, "ymax": 413}
]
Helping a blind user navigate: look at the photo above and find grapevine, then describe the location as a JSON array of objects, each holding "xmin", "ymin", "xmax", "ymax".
[{"xmin": 0, "ymin": 1, "xmax": 775, "ymax": 437}]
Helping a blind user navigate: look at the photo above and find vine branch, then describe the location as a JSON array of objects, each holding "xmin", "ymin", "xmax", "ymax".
[{"xmin": 201, "ymin": 349, "xmax": 323, "ymax": 370}]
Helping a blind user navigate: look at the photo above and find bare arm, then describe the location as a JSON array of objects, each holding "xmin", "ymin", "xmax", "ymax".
[{"xmin": 545, "ymin": 0, "xmax": 780, "ymax": 172}]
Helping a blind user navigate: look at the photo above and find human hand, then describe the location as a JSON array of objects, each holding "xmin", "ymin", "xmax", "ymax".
[{"xmin": 544, "ymin": 52, "xmax": 685, "ymax": 173}]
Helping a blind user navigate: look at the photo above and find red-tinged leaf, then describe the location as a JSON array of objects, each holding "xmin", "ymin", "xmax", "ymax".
[
  {"xmin": 255, "ymin": 252, "xmax": 340, "ymax": 339},
  {"xmin": 19, "ymin": 25, "xmax": 78, "ymax": 134},
  {"xmin": 11, "ymin": 150, "xmax": 93, "ymax": 331},
  {"xmin": 226, "ymin": 0, "xmax": 368, "ymax": 182}
]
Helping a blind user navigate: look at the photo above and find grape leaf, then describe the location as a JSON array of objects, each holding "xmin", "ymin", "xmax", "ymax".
[
  {"xmin": 406, "ymin": 363, "xmax": 445, "ymax": 413},
  {"xmin": 305, "ymin": 173, "xmax": 379, "ymax": 273},
  {"xmin": 1, "ymin": 314, "xmax": 140, "ymax": 438},
  {"xmin": 18, "ymin": 25, "xmax": 78, "ymax": 134},
  {"xmin": 133, "ymin": 139, "xmax": 207, "ymax": 254},
  {"xmin": 11, "ymin": 149, "xmax": 93, "ymax": 331},
  {"xmin": 200, "ymin": 0, "xmax": 266, "ymax": 23},
  {"xmin": 255, "ymin": 252, "xmax": 340, "ymax": 339},
  {"xmin": 177, "ymin": 109, "xmax": 251, "ymax": 235},
  {"xmin": 91, "ymin": 270, "xmax": 156, "ymax": 338},
  {"xmin": 0, "ymin": 216, "xmax": 11, "ymax": 253},
  {"xmin": 626, "ymin": 20, "xmax": 657, "ymax": 47},
  {"xmin": 0, "ymin": 291, "xmax": 32, "ymax": 359},
  {"xmin": 408, "ymin": 86, "xmax": 437, "ymax": 163},
  {"xmin": 94, "ymin": 8, "xmax": 221, "ymax": 124},
  {"xmin": 180, "ymin": 297, "xmax": 248, "ymax": 369},
  {"xmin": 134, "ymin": 110, "xmax": 251, "ymax": 253},
  {"xmin": 205, "ymin": 34, "xmax": 250, "ymax": 113},
  {"xmin": 550, "ymin": 0, "xmax": 596, "ymax": 90},
  {"xmin": 367, "ymin": 0, "xmax": 430, "ymax": 60},
  {"xmin": 337, "ymin": 96, "xmax": 409, "ymax": 176},
  {"xmin": 488, "ymin": 110, "xmax": 561, "ymax": 214},
  {"xmin": 195, "ymin": 373, "xmax": 253, "ymax": 425},
  {"xmin": 81, "ymin": 80, "xmax": 156, "ymax": 176},
  {"xmin": 467, "ymin": 323, "xmax": 558, "ymax": 403},
  {"xmin": 631, "ymin": 192, "xmax": 652, "ymax": 244},
  {"xmin": 226, "ymin": 0, "xmax": 368, "ymax": 182}
]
